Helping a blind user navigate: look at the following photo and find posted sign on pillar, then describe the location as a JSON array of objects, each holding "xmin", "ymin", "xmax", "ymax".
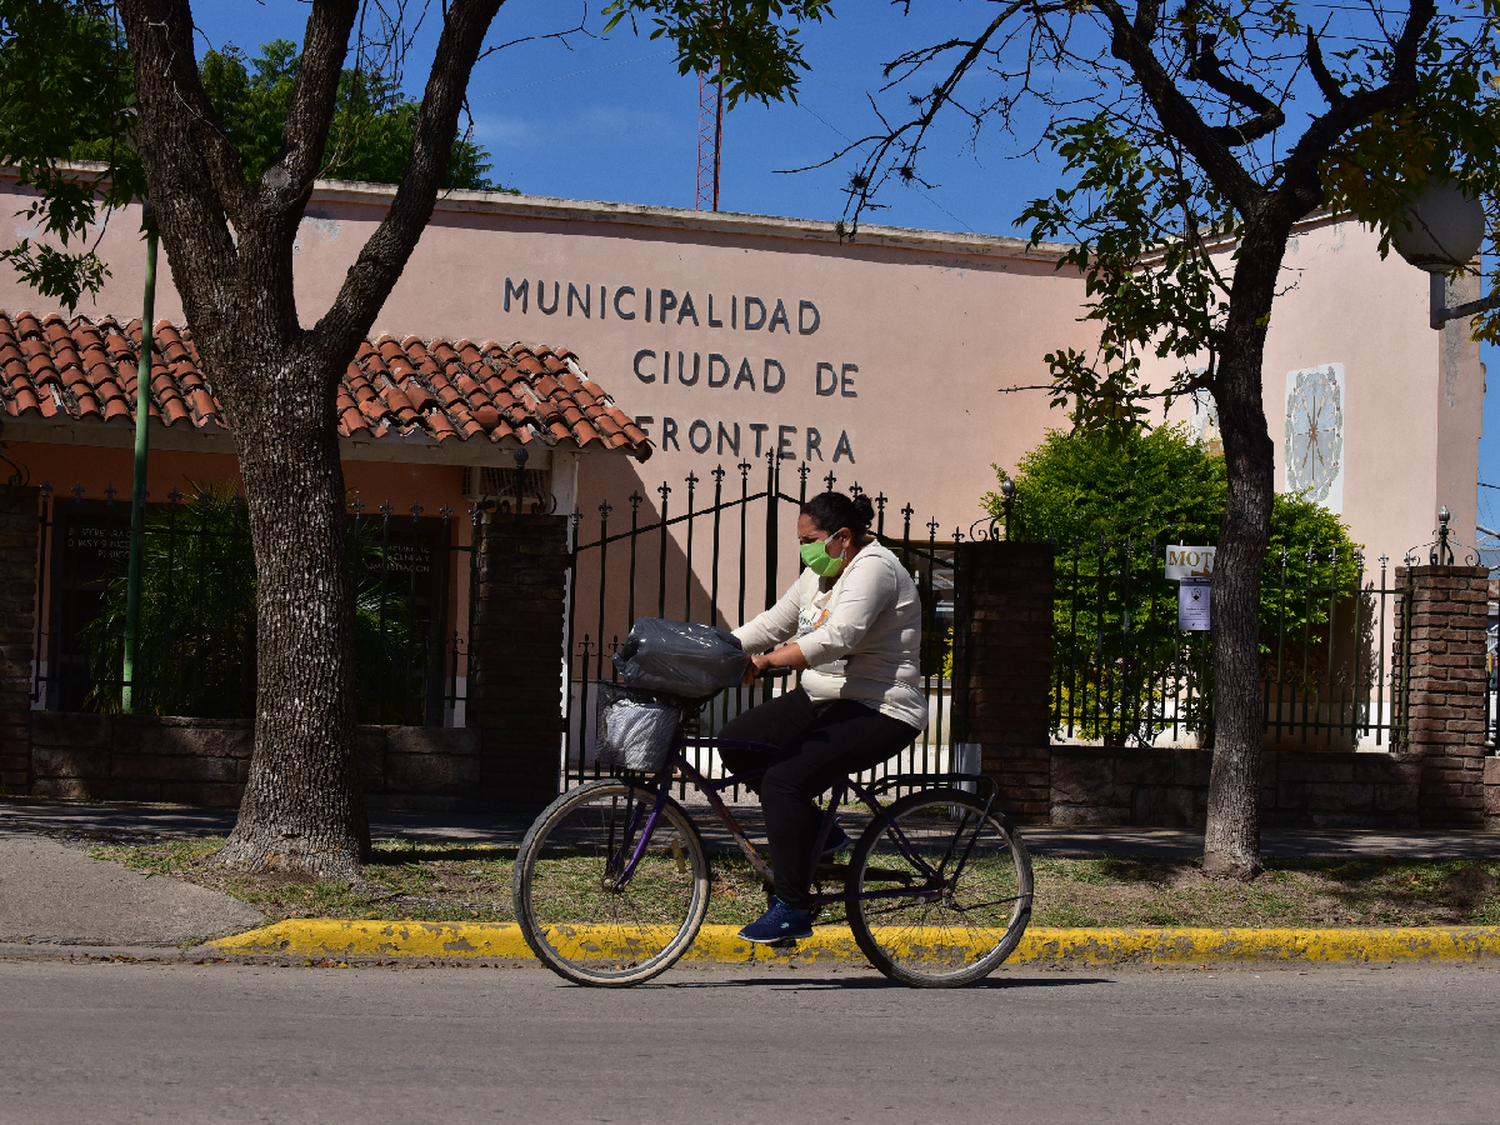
[{"xmin": 1166, "ymin": 545, "xmax": 1215, "ymax": 632}]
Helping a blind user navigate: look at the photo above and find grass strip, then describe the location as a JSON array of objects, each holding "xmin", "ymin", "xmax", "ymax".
[{"xmin": 88, "ymin": 838, "xmax": 1500, "ymax": 929}]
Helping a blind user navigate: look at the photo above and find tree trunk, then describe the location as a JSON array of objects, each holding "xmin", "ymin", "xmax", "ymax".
[
  {"xmin": 1201, "ymin": 213, "xmax": 1285, "ymax": 880},
  {"xmin": 117, "ymin": 0, "xmax": 506, "ymax": 879},
  {"xmin": 211, "ymin": 350, "xmax": 368, "ymax": 878}
]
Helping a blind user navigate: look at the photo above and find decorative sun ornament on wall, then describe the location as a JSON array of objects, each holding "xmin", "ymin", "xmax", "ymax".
[{"xmin": 1284, "ymin": 363, "xmax": 1345, "ymax": 512}]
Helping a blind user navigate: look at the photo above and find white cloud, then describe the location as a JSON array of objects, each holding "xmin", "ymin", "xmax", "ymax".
[{"xmin": 471, "ymin": 106, "xmax": 678, "ymax": 151}]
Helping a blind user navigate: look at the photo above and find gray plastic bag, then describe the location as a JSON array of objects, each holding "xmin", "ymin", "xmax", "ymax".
[{"xmin": 612, "ymin": 617, "xmax": 746, "ymax": 698}]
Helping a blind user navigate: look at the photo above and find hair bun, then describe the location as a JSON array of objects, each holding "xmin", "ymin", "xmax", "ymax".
[{"xmin": 800, "ymin": 489, "xmax": 876, "ymax": 540}]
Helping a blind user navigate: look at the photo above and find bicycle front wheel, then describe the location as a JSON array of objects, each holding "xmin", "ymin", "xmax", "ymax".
[
  {"xmin": 846, "ymin": 788, "xmax": 1033, "ymax": 988},
  {"xmin": 512, "ymin": 779, "xmax": 710, "ymax": 986}
]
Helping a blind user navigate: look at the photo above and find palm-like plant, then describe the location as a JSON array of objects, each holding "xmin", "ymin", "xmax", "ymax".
[
  {"xmin": 82, "ymin": 485, "xmax": 256, "ymax": 717},
  {"xmin": 83, "ymin": 486, "xmax": 436, "ymax": 722}
]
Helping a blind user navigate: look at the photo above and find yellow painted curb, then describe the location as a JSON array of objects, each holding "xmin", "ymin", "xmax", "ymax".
[
  {"xmin": 209, "ymin": 920, "xmax": 1500, "ymax": 966},
  {"xmin": 1012, "ymin": 926, "xmax": 1500, "ymax": 965},
  {"xmin": 210, "ymin": 920, "xmax": 533, "ymax": 960}
]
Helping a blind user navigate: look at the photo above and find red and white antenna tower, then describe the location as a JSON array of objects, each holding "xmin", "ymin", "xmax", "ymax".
[{"xmin": 696, "ymin": 57, "xmax": 724, "ymax": 210}]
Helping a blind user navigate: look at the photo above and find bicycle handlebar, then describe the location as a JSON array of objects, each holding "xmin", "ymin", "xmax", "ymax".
[{"xmin": 755, "ymin": 665, "xmax": 794, "ymax": 681}]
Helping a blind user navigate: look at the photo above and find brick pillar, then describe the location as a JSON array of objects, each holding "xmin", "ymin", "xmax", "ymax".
[
  {"xmin": 467, "ymin": 510, "xmax": 570, "ymax": 815},
  {"xmin": 952, "ymin": 541, "xmax": 1054, "ymax": 823},
  {"xmin": 1485, "ymin": 757, "xmax": 1500, "ymax": 831},
  {"xmin": 1393, "ymin": 564, "xmax": 1490, "ymax": 827},
  {"xmin": 0, "ymin": 485, "xmax": 39, "ymax": 793}
]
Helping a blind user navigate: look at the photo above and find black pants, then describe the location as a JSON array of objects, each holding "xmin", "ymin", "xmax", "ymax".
[{"xmin": 717, "ymin": 687, "xmax": 919, "ymax": 911}]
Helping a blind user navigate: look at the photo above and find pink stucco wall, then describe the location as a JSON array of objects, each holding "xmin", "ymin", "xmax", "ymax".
[
  {"xmin": 1172, "ymin": 217, "xmax": 1481, "ymax": 571},
  {"xmin": 0, "ymin": 175, "xmax": 1477, "ymax": 574}
]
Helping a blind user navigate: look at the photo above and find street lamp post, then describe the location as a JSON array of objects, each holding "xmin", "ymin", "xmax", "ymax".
[{"xmin": 121, "ymin": 200, "xmax": 158, "ymax": 714}]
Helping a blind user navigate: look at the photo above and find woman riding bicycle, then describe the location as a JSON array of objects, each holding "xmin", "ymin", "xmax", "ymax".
[{"xmin": 721, "ymin": 490, "xmax": 927, "ymax": 943}]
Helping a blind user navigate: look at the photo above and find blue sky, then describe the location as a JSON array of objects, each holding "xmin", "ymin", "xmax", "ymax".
[
  {"xmin": 196, "ymin": 0, "xmax": 1054, "ymax": 230},
  {"xmin": 193, "ymin": 0, "xmax": 1499, "ymax": 540}
]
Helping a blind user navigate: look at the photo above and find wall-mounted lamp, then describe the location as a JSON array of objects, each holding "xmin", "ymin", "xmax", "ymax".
[{"xmin": 1392, "ymin": 180, "xmax": 1497, "ymax": 330}]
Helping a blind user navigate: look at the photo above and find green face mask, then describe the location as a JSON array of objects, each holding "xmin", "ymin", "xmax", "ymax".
[{"xmin": 800, "ymin": 535, "xmax": 846, "ymax": 578}]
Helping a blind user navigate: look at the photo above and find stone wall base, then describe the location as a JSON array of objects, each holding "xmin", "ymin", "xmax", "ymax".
[
  {"xmin": 26, "ymin": 712, "xmax": 485, "ymax": 812},
  {"xmin": 1042, "ymin": 745, "xmax": 1425, "ymax": 830}
]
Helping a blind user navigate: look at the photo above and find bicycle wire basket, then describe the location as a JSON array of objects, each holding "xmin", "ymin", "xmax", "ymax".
[{"xmin": 594, "ymin": 681, "xmax": 683, "ymax": 773}]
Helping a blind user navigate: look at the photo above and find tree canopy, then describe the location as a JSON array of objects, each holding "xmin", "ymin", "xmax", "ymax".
[
  {"xmin": 808, "ymin": 2, "xmax": 1500, "ymax": 430},
  {"xmin": 810, "ymin": 0, "xmax": 1500, "ymax": 877},
  {"xmin": 603, "ymin": 0, "xmax": 832, "ymax": 109},
  {"xmin": 0, "ymin": 4, "xmax": 501, "ymax": 312},
  {"xmin": 0, "ymin": 0, "xmax": 140, "ymax": 309},
  {"xmin": 0, "ymin": 0, "xmax": 824, "ymax": 881},
  {"xmin": 196, "ymin": 39, "xmax": 497, "ymax": 191}
]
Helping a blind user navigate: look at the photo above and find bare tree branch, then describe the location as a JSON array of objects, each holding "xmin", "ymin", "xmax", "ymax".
[
  {"xmin": 314, "ymin": 0, "xmax": 503, "ymax": 365},
  {"xmin": 1092, "ymin": 0, "xmax": 1265, "ymax": 213},
  {"xmin": 1305, "ymin": 24, "xmax": 1347, "ymax": 108},
  {"xmin": 278, "ymin": 0, "xmax": 360, "ymax": 207},
  {"xmin": 1280, "ymin": 0, "xmax": 1435, "ymax": 203},
  {"xmin": 1186, "ymin": 33, "xmax": 1286, "ymax": 147},
  {"xmin": 120, "ymin": 0, "xmax": 245, "ymax": 309}
]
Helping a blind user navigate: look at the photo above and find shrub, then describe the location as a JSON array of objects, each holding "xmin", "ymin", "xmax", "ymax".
[{"xmin": 983, "ymin": 425, "xmax": 1365, "ymax": 744}]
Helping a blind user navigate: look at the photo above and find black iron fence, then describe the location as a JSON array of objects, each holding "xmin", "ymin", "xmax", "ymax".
[
  {"xmin": 31, "ymin": 484, "xmax": 473, "ymax": 725},
  {"xmin": 27, "ymin": 476, "xmax": 1442, "ymax": 761},
  {"xmin": 1051, "ymin": 536, "xmax": 1410, "ymax": 749},
  {"xmin": 565, "ymin": 459, "xmax": 965, "ymax": 790}
]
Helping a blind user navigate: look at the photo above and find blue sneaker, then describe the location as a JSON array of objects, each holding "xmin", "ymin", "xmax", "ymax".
[{"xmin": 738, "ymin": 897, "xmax": 814, "ymax": 944}]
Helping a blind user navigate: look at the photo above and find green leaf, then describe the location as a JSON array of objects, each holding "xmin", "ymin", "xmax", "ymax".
[{"xmin": 602, "ymin": 0, "xmax": 833, "ymax": 108}]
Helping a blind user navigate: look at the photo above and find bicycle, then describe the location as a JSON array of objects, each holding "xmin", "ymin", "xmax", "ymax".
[{"xmin": 511, "ymin": 682, "xmax": 1034, "ymax": 988}]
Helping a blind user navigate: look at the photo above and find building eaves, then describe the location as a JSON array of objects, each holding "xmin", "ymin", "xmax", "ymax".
[{"xmin": 0, "ymin": 311, "xmax": 652, "ymax": 462}]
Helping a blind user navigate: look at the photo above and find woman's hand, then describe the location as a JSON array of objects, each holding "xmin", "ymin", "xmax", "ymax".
[
  {"xmin": 742, "ymin": 652, "xmax": 775, "ymax": 686},
  {"xmin": 742, "ymin": 645, "xmax": 810, "ymax": 685}
]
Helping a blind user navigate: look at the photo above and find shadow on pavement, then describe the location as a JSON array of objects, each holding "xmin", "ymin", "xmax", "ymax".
[{"xmin": 648, "ymin": 973, "xmax": 1115, "ymax": 991}]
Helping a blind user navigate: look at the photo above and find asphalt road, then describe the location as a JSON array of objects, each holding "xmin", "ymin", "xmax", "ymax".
[{"xmin": 4, "ymin": 961, "xmax": 1499, "ymax": 1124}]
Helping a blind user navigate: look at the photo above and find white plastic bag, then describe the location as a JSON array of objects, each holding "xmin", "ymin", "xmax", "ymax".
[{"xmin": 595, "ymin": 685, "xmax": 680, "ymax": 772}]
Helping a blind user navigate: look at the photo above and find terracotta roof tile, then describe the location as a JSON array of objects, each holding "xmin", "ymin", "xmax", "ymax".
[
  {"xmin": 358, "ymin": 396, "xmax": 389, "ymax": 426},
  {"xmin": 0, "ymin": 312, "xmax": 651, "ymax": 461},
  {"xmin": 382, "ymin": 381, "xmax": 414, "ymax": 417},
  {"xmin": 426, "ymin": 410, "xmax": 457, "ymax": 440}
]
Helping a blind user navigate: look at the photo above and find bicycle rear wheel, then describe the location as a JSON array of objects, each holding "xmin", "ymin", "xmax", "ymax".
[
  {"xmin": 846, "ymin": 787, "xmax": 1033, "ymax": 988},
  {"xmin": 513, "ymin": 779, "xmax": 710, "ymax": 986}
]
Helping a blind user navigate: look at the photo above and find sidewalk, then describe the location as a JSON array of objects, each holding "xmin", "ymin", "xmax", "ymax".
[
  {"xmin": 3, "ymin": 796, "xmax": 1498, "ymax": 969},
  {"xmin": 8, "ymin": 794, "xmax": 1500, "ymax": 858}
]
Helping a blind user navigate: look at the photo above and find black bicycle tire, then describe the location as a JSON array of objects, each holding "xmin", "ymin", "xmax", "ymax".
[
  {"xmin": 845, "ymin": 787, "xmax": 1033, "ymax": 988},
  {"xmin": 512, "ymin": 779, "xmax": 710, "ymax": 987}
]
